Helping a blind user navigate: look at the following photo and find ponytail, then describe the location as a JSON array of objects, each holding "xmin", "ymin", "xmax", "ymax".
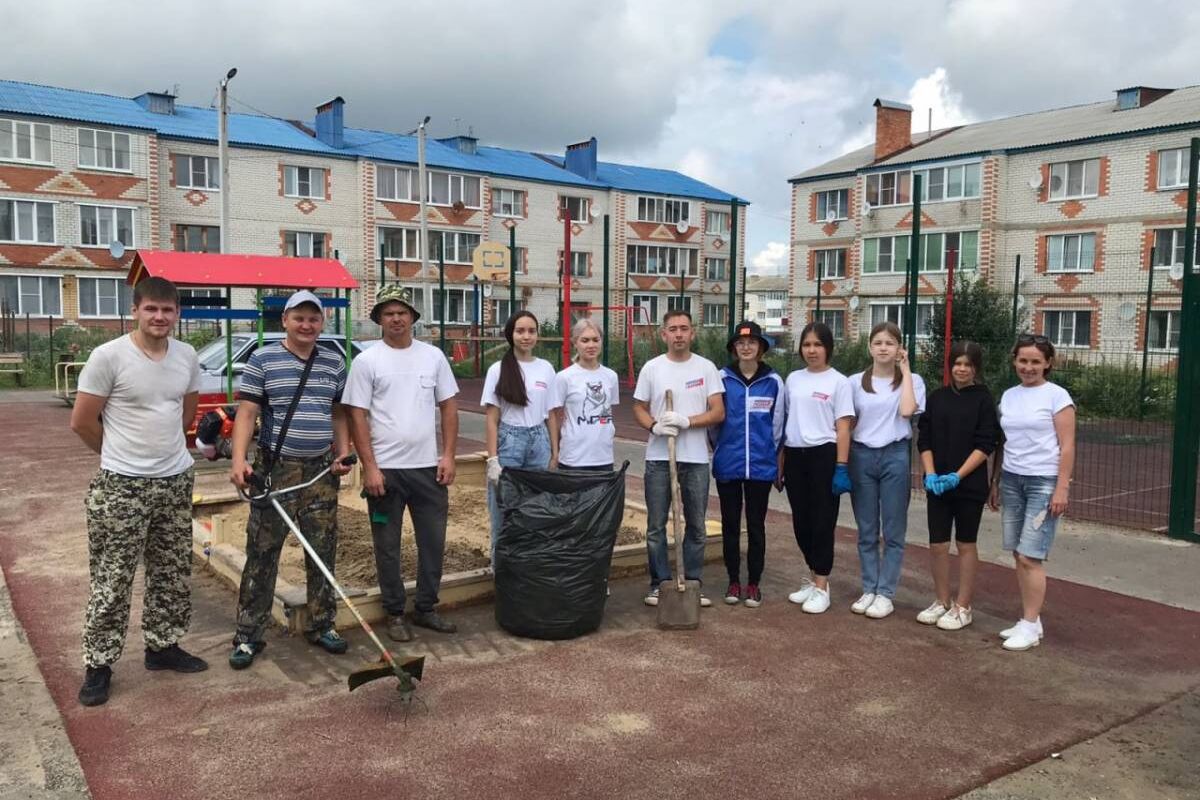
[
  {"xmin": 496, "ymin": 310, "xmax": 538, "ymax": 406},
  {"xmin": 862, "ymin": 321, "xmax": 903, "ymax": 394}
]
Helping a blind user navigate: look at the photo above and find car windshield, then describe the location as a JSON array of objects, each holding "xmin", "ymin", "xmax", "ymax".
[{"xmin": 196, "ymin": 336, "xmax": 252, "ymax": 371}]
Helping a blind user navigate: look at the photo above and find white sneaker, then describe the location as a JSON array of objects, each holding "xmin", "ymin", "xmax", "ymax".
[
  {"xmin": 851, "ymin": 593, "xmax": 877, "ymax": 615},
  {"xmin": 644, "ymin": 588, "xmax": 659, "ymax": 607},
  {"xmin": 1002, "ymin": 620, "xmax": 1041, "ymax": 651},
  {"xmin": 788, "ymin": 579, "xmax": 816, "ymax": 605},
  {"xmin": 917, "ymin": 601, "xmax": 949, "ymax": 625},
  {"xmin": 801, "ymin": 586, "xmax": 831, "ymax": 614},
  {"xmin": 1000, "ymin": 617, "xmax": 1043, "ymax": 640},
  {"xmin": 936, "ymin": 605, "xmax": 973, "ymax": 631},
  {"xmin": 700, "ymin": 594, "xmax": 713, "ymax": 608},
  {"xmin": 864, "ymin": 595, "xmax": 895, "ymax": 619}
]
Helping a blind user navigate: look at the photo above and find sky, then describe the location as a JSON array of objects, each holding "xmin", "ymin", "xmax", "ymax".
[{"xmin": 4, "ymin": 0, "xmax": 1199, "ymax": 274}]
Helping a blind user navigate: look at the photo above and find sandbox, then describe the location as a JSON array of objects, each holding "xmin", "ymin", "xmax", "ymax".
[{"xmin": 192, "ymin": 453, "xmax": 722, "ymax": 633}]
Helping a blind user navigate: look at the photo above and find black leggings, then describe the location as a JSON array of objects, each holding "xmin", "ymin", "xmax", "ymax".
[
  {"xmin": 926, "ymin": 493, "xmax": 985, "ymax": 544},
  {"xmin": 783, "ymin": 444, "xmax": 839, "ymax": 577},
  {"xmin": 716, "ymin": 479, "xmax": 771, "ymax": 585}
]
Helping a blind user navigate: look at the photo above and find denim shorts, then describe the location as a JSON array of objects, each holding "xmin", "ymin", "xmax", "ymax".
[{"xmin": 999, "ymin": 471, "xmax": 1059, "ymax": 560}]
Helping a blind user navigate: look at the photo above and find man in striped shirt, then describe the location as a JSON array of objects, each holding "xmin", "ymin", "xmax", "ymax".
[{"xmin": 227, "ymin": 290, "xmax": 353, "ymax": 669}]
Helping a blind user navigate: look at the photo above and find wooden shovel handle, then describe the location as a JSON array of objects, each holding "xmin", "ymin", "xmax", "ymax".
[{"xmin": 665, "ymin": 390, "xmax": 686, "ymax": 592}]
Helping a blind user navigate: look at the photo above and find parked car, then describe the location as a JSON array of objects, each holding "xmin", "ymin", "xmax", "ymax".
[{"xmin": 194, "ymin": 333, "xmax": 373, "ymax": 397}]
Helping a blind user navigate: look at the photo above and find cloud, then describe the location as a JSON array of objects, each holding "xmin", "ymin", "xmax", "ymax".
[
  {"xmin": 751, "ymin": 242, "xmax": 788, "ymax": 275},
  {"xmin": 906, "ymin": 67, "xmax": 974, "ymax": 132}
]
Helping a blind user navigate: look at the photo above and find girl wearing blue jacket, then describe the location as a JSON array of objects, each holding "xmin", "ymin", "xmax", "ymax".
[{"xmin": 710, "ymin": 321, "xmax": 786, "ymax": 608}]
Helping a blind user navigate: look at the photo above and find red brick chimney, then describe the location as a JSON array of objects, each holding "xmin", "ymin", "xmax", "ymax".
[{"xmin": 873, "ymin": 99, "xmax": 913, "ymax": 161}]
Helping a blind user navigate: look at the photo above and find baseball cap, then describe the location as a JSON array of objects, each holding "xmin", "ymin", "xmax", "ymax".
[{"xmin": 283, "ymin": 290, "xmax": 324, "ymax": 313}]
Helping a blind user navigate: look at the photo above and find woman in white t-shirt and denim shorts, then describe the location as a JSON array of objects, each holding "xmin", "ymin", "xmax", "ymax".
[
  {"xmin": 482, "ymin": 311, "xmax": 556, "ymax": 559},
  {"xmin": 549, "ymin": 318, "xmax": 620, "ymax": 472},
  {"xmin": 989, "ymin": 334, "xmax": 1076, "ymax": 652}
]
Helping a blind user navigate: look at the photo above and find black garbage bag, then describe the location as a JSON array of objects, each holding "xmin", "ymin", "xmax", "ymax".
[{"xmin": 493, "ymin": 462, "xmax": 629, "ymax": 640}]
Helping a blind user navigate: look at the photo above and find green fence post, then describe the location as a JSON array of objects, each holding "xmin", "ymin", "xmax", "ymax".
[
  {"xmin": 438, "ymin": 244, "xmax": 446, "ymax": 356},
  {"xmin": 225, "ymin": 284, "xmax": 234, "ymax": 403},
  {"xmin": 1139, "ymin": 247, "xmax": 1156, "ymax": 420},
  {"xmin": 907, "ymin": 174, "xmax": 923, "ymax": 357},
  {"xmin": 603, "ymin": 214, "xmax": 610, "ymax": 367},
  {"xmin": 727, "ymin": 198, "xmax": 738, "ymax": 338},
  {"xmin": 344, "ymin": 287, "xmax": 352, "ymax": 369},
  {"xmin": 509, "ymin": 225, "xmax": 517, "ymax": 318},
  {"xmin": 1011, "ymin": 254, "xmax": 1022, "ymax": 337},
  {"xmin": 1167, "ymin": 137, "xmax": 1200, "ymax": 543}
]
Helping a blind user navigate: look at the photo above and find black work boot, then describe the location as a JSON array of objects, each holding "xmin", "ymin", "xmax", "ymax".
[
  {"xmin": 78, "ymin": 665, "xmax": 112, "ymax": 707},
  {"xmin": 410, "ymin": 609, "xmax": 457, "ymax": 634},
  {"xmin": 145, "ymin": 644, "xmax": 209, "ymax": 673},
  {"xmin": 387, "ymin": 615, "xmax": 413, "ymax": 643}
]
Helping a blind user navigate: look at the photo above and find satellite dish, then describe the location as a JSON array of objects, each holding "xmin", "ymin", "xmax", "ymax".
[
  {"xmin": 824, "ymin": 209, "xmax": 838, "ymax": 224},
  {"xmin": 861, "ymin": 200, "xmax": 872, "ymax": 214},
  {"xmin": 483, "ymin": 283, "xmax": 493, "ymax": 298},
  {"xmin": 1117, "ymin": 302, "xmax": 1136, "ymax": 322},
  {"xmin": 588, "ymin": 205, "xmax": 600, "ymax": 219},
  {"xmin": 1016, "ymin": 295, "xmax": 1027, "ymax": 309},
  {"xmin": 848, "ymin": 296, "xmax": 860, "ymax": 311},
  {"xmin": 1169, "ymin": 263, "xmax": 1185, "ymax": 281},
  {"xmin": 1028, "ymin": 172, "xmax": 1044, "ymax": 190},
  {"xmin": 108, "ymin": 240, "xmax": 126, "ymax": 260},
  {"xmin": 675, "ymin": 220, "xmax": 689, "ymax": 234}
]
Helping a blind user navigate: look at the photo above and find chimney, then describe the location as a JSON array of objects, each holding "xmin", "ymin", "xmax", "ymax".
[
  {"xmin": 315, "ymin": 97, "xmax": 345, "ymax": 148},
  {"xmin": 437, "ymin": 135, "xmax": 478, "ymax": 155},
  {"xmin": 134, "ymin": 91, "xmax": 176, "ymax": 115},
  {"xmin": 873, "ymin": 99, "xmax": 913, "ymax": 161},
  {"xmin": 1115, "ymin": 86, "xmax": 1172, "ymax": 111},
  {"xmin": 564, "ymin": 137, "xmax": 598, "ymax": 181}
]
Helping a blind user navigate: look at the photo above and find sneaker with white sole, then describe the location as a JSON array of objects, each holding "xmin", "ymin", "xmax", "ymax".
[
  {"xmin": 644, "ymin": 588, "xmax": 660, "ymax": 607},
  {"xmin": 916, "ymin": 601, "xmax": 949, "ymax": 625},
  {"xmin": 1000, "ymin": 617, "xmax": 1043, "ymax": 640},
  {"xmin": 937, "ymin": 605, "xmax": 973, "ymax": 631},
  {"xmin": 864, "ymin": 595, "xmax": 894, "ymax": 619},
  {"xmin": 1002, "ymin": 619, "xmax": 1041, "ymax": 651},
  {"xmin": 700, "ymin": 594, "xmax": 713, "ymax": 608},
  {"xmin": 851, "ymin": 593, "xmax": 877, "ymax": 615},
  {"xmin": 788, "ymin": 579, "xmax": 816, "ymax": 605},
  {"xmin": 743, "ymin": 584, "xmax": 762, "ymax": 608},
  {"xmin": 801, "ymin": 585, "xmax": 831, "ymax": 614}
]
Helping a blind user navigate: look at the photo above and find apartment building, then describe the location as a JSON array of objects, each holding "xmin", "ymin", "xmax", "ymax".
[
  {"xmin": 744, "ymin": 275, "xmax": 788, "ymax": 334},
  {"xmin": 789, "ymin": 86, "xmax": 1200, "ymax": 356},
  {"xmin": 0, "ymin": 80, "xmax": 745, "ymax": 336}
]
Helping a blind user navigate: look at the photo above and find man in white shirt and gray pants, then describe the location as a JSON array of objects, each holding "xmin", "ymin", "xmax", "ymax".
[
  {"xmin": 70, "ymin": 276, "xmax": 208, "ymax": 707},
  {"xmin": 633, "ymin": 309, "xmax": 725, "ymax": 607},
  {"xmin": 343, "ymin": 285, "xmax": 460, "ymax": 642}
]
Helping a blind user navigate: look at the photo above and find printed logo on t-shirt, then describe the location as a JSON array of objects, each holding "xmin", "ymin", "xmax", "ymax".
[
  {"xmin": 577, "ymin": 381, "xmax": 614, "ymax": 426},
  {"xmin": 750, "ymin": 397, "xmax": 774, "ymax": 413},
  {"xmin": 812, "ymin": 392, "xmax": 830, "ymax": 401},
  {"xmin": 685, "ymin": 377, "xmax": 704, "ymax": 389},
  {"xmin": 534, "ymin": 380, "xmax": 548, "ymax": 390}
]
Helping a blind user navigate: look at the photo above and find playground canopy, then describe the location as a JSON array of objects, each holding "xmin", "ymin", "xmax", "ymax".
[{"xmin": 126, "ymin": 250, "xmax": 359, "ymax": 290}]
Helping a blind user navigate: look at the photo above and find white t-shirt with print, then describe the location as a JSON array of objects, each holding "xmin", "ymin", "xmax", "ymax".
[
  {"xmin": 481, "ymin": 357, "xmax": 556, "ymax": 427},
  {"xmin": 848, "ymin": 371, "xmax": 927, "ymax": 447},
  {"xmin": 999, "ymin": 381, "xmax": 1074, "ymax": 476},
  {"xmin": 783, "ymin": 367, "xmax": 855, "ymax": 448},
  {"xmin": 550, "ymin": 363, "xmax": 620, "ymax": 467},
  {"xmin": 634, "ymin": 353, "xmax": 724, "ymax": 464},
  {"xmin": 341, "ymin": 338, "xmax": 459, "ymax": 468}
]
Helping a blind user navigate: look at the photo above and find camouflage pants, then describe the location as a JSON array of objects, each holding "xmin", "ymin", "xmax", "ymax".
[
  {"xmin": 83, "ymin": 468, "xmax": 195, "ymax": 668},
  {"xmin": 234, "ymin": 454, "xmax": 339, "ymax": 644}
]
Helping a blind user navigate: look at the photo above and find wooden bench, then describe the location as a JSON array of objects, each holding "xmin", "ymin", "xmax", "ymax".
[{"xmin": 0, "ymin": 353, "xmax": 25, "ymax": 386}]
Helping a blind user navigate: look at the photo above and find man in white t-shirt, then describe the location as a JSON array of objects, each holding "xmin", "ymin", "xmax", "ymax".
[
  {"xmin": 70, "ymin": 276, "xmax": 207, "ymax": 707},
  {"xmin": 633, "ymin": 309, "xmax": 725, "ymax": 607},
  {"xmin": 344, "ymin": 285, "xmax": 460, "ymax": 641}
]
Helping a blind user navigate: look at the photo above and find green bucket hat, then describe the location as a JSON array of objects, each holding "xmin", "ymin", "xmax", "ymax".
[{"xmin": 371, "ymin": 285, "xmax": 421, "ymax": 324}]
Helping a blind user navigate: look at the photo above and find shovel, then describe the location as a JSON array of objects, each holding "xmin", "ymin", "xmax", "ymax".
[
  {"xmin": 244, "ymin": 454, "xmax": 424, "ymax": 697},
  {"xmin": 657, "ymin": 390, "xmax": 702, "ymax": 630}
]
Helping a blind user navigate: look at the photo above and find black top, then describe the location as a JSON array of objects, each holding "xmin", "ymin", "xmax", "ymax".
[{"xmin": 916, "ymin": 383, "xmax": 999, "ymax": 501}]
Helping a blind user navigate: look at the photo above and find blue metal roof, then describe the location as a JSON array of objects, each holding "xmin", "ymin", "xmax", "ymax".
[{"xmin": 0, "ymin": 79, "xmax": 743, "ymax": 200}]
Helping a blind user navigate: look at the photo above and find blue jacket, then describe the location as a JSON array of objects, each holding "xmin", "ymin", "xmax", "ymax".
[{"xmin": 710, "ymin": 363, "xmax": 787, "ymax": 482}]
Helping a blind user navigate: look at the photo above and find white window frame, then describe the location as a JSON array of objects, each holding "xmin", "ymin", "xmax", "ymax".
[
  {"xmin": 491, "ymin": 297, "xmax": 519, "ymax": 326},
  {"xmin": 702, "ymin": 302, "xmax": 727, "ymax": 326},
  {"xmin": 77, "ymin": 128, "xmax": 131, "ymax": 172},
  {"xmin": 376, "ymin": 165, "xmax": 415, "ymax": 201},
  {"xmin": 706, "ymin": 210, "xmax": 730, "ymax": 235},
  {"xmin": 432, "ymin": 230, "xmax": 481, "ymax": 264},
  {"xmin": 427, "ymin": 171, "xmax": 481, "ymax": 208},
  {"xmin": 175, "ymin": 224, "xmax": 221, "ymax": 253},
  {"xmin": 379, "ymin": 227, "xmax": 422, "ymax": 261},
  {"xmin": 0, "ymin": 119, "xmax": 52, "ymax": 165},
  {"xmin": 1048, "ymin": 158, "xmax": 1100, "ymax": 201},
  {"xmin": 1042, "ymin": 310, "xmax": 1092, "ymax": 348},
  {"xmin": 78, "ymin": 204, "xmax": 136, "ymax": 248},
  {"xmin": 284, "ymin": 165, "xmax": 326, "ymax": 199},
  {"xmin": 815, "ymin": 248, "xmax": 847, "ymax": 279},
  {"xmin": 285, "ymin": 231, "xmax": 326, "ymax": 258},
  {"xmin": 426, "ymin": 286, "xmax": 474, "ymax": 325},
  {"xmin": 564, "ymin": 250, "xmax": 588, "ymax": 277},
  {"xmin": 627, "ymin": 245, "xmax": 698, "ymax": 277},
  {"xmin": 862, "ymin": 235, "xmax": 910, "ymax": 274},
  {"xmin": 77, "ymin": 276, "xmax": 134, "ymax": 318},
  {"xmin": 705, "ymin": 257, "xmax": 727, "ymax": 281},
  {"xmin": 0, "ymin": 274, "xmax": 62, "ymax": 316},
  {"xmin": 815, "ymin": 189, "xmax": 849, "ymax": 221},
  {"xmin": 815, "ymin": 309, "xmax": 845, "ymax": 340},
  {"xmin": 914, "ymin": 162, "xmax": 982, "ymax": 203},
  {"xmin": 1147, "ymin": 309, "xmax": 1181, "ymax": 352},
  {"xmin": 666, "ymin": 296, "xmax": 692, "ymax": 316},
  {"xmin": 1157, "ymin": 148, "xmax": 1190, "ymax": 190},
  {"xmin": 870, "ymin": 301, "xmax": 936, "ymax": 339},
  {"xmin": 0, "ymin": 198, "xmax": 56, "ymax": 244},
  {"xmin": 631, "ymin": 293, "xmax": 659, "ymax": 325},
  {"xmin": 1045, "ymin": 232, "xmax": 1097, "ymax": 274},
  {"xmin": 560, "ymin": 195, "xmax": 590, "ymax": 223},
  {"xmin": 174, "ymin": 154, "xmax": 219, "ymax": 190},
  {"xmin": 919, "ymin": 230, "xmax": 980, "ymax": 273},
  {"xmin": 1152, "ymin": 228, "xmax": 1199, "ymax": 269},
  {"xmin": 635, "ymin": 196, "xmax": 690, "ymax": 224},
  {"xmin": 491, "ymin": 187, "xmax": 524, "ymax": 217},
  {"xmin": 865, "ymin": 170, "xmax": 912, "ymax": 207}
]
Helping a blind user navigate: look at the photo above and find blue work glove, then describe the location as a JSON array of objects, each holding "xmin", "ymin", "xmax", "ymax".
[
  {"xmin": 938, "ymin": 473, "xmax": 961, "ymax": 493},
  {"xmin": 924, "ymin": 474, "xmax": 942, "ymax": 496},
  {"xmin": 832, "ymin": 464, "xmax": 852, "ymax": 496}
]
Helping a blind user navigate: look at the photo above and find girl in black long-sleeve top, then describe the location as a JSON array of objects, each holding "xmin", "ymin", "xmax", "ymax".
[{"xmin": 914, "ymin": 341, "xmax": 999, "ymax": 631}]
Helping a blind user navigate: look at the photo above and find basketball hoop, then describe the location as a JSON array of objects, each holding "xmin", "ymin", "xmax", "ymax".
[{"xmin": 471, "ymin": 241, "xmax": 510, "ymax": 281}]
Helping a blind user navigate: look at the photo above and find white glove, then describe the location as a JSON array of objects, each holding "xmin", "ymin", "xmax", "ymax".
[
  {"xmin": 487, "ymin": 456, "xmax": 503, "ymax": 483},
  {"xmin": 660, "ymin": 411, "xmax": 690, "ymax": 430},
  {"xmin": 651, "ymin": 421, "xmax": 679, "ymax": 438}
]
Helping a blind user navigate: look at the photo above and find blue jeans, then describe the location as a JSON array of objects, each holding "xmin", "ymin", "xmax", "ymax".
[
  {"xmin": 999, "ymin": 471, "xmax": 1059, "ymax": 560},
  {"xmin": 644, "ymin": 460, "xmax": 710, "ymax": 588},
  {"xmin": 488, "ymin": 422, "xmax": 552, "ymax": 557},
  {"xmin": 848, "ymin": 439, "xmax": 911, "ymax": 599}
]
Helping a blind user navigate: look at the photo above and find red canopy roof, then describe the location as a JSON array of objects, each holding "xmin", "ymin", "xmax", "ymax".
[{"xmin": 127, "ymin": 250, "xmax": 359, "ymax": 290}]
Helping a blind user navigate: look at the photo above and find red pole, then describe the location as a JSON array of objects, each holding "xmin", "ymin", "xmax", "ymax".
[
  {"xmin": 562, "ymin": 214, "xmax": 572, "ymax": 366},
  {"xmin": 943, "ymin": 248, "xmax": 957, "ymax": 386}
]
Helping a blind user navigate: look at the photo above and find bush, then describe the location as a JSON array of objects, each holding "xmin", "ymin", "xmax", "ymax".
[{"xmin": 1052, "ymin": 356, "xmax": 1176, "ymax": 420}]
